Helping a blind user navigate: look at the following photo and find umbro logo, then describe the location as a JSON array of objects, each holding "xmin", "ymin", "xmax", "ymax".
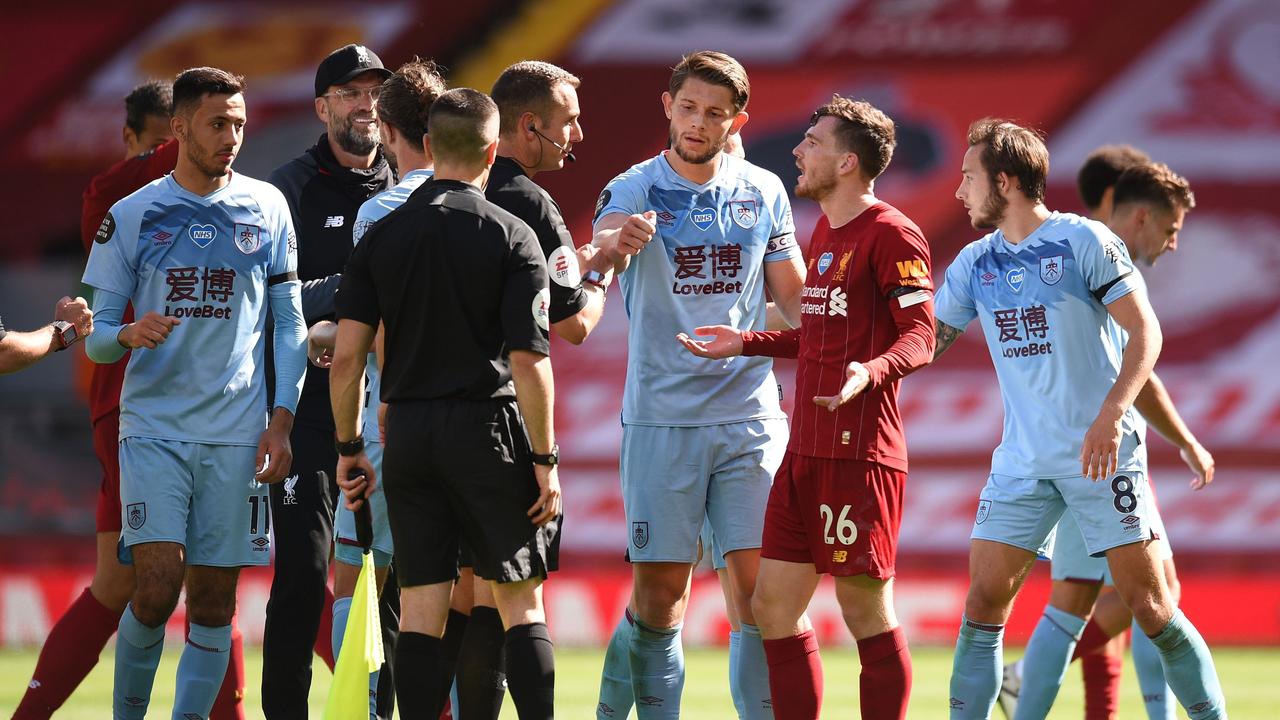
[
  {"xmin": 637, "ymin": 696, "xmax": 664, "ymax": 707},
  {"xmin": 252, "ymin": 537, "xmax": 269, "ymax": 548},
  {"xmin": 323, "ymin": 215, "xmax": 345, "ymax": 228}
]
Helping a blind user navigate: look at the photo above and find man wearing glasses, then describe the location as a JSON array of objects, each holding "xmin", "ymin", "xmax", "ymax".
[{"xmin": 263, "ymin": 43, "xmax": 396, "ymax": 720}]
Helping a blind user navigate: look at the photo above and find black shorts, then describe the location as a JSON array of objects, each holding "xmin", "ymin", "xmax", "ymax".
[{"xmin": 382, "ymin": 398, "xmax": 561, "ymax": 587}]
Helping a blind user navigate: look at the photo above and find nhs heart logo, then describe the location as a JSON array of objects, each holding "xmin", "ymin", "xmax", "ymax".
[
  {"xmin": 189, "ymin": 224, "xmax": 217, "ymax": 248},
  {"xmin": 689, "ymin": 207, "xmax": 716, "ymax": 231},
  {"xmin": 817, "ymin": 252, "xmax": 834, "ymax": 274},
  {"xmin": 1005, "ymin": 267, "xmax": 1024, "ymax": 292}
]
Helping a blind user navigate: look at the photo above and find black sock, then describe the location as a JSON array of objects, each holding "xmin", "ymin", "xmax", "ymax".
[
  {"xmin": 394, "ymin": 631, "xmax": 447, "ymax": 718},
  {"xmin": 504, "ymin": 622, "xmax": 555, "ymax": 720},
  {"xmin": 457, "ymin": 606, "xmax": 507, "ymax": 720},
  {"xmin": 437, "ymin": 608, "xmax": 470, "ymax": 710}
]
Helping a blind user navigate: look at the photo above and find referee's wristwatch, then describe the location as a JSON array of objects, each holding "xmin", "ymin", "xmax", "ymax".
[
  {"xmin": 531, "ymin": 444, "xmax": 559, "ymax": 467},
  {"xmin": 51, "ymin": 321, "xmax": 78, "ymax": 351},
  {"xmin": 335, "ymin": 435, "xmax": 364, "ymax": 457},
  {"xmin": 581, "ymin": 269, "xmax": 610, "ymax": 289}
]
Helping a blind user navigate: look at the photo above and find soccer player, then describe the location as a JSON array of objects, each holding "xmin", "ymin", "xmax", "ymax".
[
  {"xmin": 0, "ymin": 299, "xmax": 91, "ymax": 374},
  {"xmin": 331, "ymin": 87, "xmax": 559, "ymax": 720},
  {"xmin": 677, "ymin": 95, "xmax": 933, "ymax": 720},
  {"xmin": 933, "ymin": 118, "xmax": 1226, "ymax": 720},
  {"xmin": 306, "ymin": 56, "xmax": 447, "ymax": 720},
  {"xmin": 16, "ymin": 80, "xmax": 250, "ymax": 720},
  {"xmin": 81, "ymin": 66, "xmax": 307, "ymax": 720},
  {"xmin": 591, "ymin": 50, "xmax": 806, "ymax": 718},
  {"xmin": 1004, "ymin": 160, "xmax": 1209, "ymax": 720},
  {"xmin": 263, "ymin": 43, "xmax": 395, "ymax": 719}
]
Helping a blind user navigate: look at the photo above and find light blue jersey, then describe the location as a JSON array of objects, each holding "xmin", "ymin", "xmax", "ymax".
[
  {"xmin": 84, "ymin": 172, "xmax": 300, "ymax": 447},
  {"xmin": 596, "ymin": 151, "xmax": 800, "ymax": 426},
  {"xmin": 352, "ymin": 168, "xmax": 433, "ymax": 440},
  {"xmin": 934, "ymin": 212, "xmax": 1146, "ymax": 478}
]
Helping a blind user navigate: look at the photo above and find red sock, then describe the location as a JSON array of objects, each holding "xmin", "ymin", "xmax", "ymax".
[
  {"xmin": 856, "ymin": 627, "xmax": 912, "ymax": 720},
  {"xmin": 314, "ymin": 585, "xmax": 336, "ymax": 670},
  {"xmin": 210, "ymin": 614, "xmax": 246, "ymax": 720},
  {"xmin": 1081, "ymin": 641, "xmax": 1124, "ymax": 720},
  {"xmin": 13, "ymin": 588, "xmax": 121, "ymax": 719},
  {"xmin": 1071, "ymin": 618, "xmax": 1110, "ymax": 660},
  {"xmin": 762, "ymin": 630, "xmax": 823, "ymax": 720}
]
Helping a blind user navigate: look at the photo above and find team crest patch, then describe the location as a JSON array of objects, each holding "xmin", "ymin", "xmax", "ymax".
[
  {"xmin": 817, "ymin": 251, "xmax": 834, "ymax": 274},
  {"xmin": 531, "ymin": 288, "xmax": 550, "ymax": 332},
  {"xmin": 547, "ymin": 246, "xmax": 581, "ymax": 288},
  {"xmin": 189, "ymin": 223, "xmax": 217, "ymax": 248},
  {"xmin": 126, "ymin": 502, "xmax": 146, "ymax": 530},
  {"xmin": 975, "ymin": 499, "xmax": 991, "ymax": 525},
  {"xmin": 1005, "ymin": 267, "xmax": 1024, "ymax": 292},
  {"xmin": 234, "ymin": 223, "xmax": 262, "ymax": 254},
  {"xmin": 1039, "ymin": 255, "xmax": 1064, "ymax": 285},
  {"xmin": 632, "ymin": 521, "xmax": 649, "ymax": 549},
  {"xmin": 94, "ymin": 213, "xmax": 116, "ymax": 244},
  {"xmin": 689, "ymin": 207, "xmax": 717, "ymax": 231},
  {"xmin": 728, "ymin": 200, "xmax": 757, "ymax": 229}
]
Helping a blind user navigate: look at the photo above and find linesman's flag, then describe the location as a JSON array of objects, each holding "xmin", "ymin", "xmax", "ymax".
[{"xmin": 325, "ymin": 480, "xmax": 383, "ymax": 718}]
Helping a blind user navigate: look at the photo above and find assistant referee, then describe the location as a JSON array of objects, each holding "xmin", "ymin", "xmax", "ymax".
[{"xmin": 329, "ymin": 87, "xmax": 561, "ymax": 720}]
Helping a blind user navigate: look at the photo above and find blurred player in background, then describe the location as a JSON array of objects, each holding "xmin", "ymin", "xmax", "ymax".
[
  {"xmin": 591, "ymin": 50, "xmax": 806, "ymax": 718},
  {"xmin": 307, "ymin": 57, "xmax": 447, "ymax": 720},
  {"xmin": 14, "ymin": 79, "xmax": 249, "ymax": 720},
  {"xmin": 263, "ymin": 43, "xmax": 395, "ymax": 720},
  {"xmin": 934, "ymin": 118, "xmax": 1226, "ymax": 720},
  {"xmin": 81, "ymin": 67, "xmax": 307, "ymax": 719},
  {"xmin": 1003, "ymin": 159, "xmax": 1210, "ymax": 720},
  {"xmin": 678, "ymin": 95, "xmax": 933, "ymax": 720}
]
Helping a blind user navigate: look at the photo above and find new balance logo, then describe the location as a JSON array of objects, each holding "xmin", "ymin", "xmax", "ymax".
[
  {"xmin": 828, "ymin": 286, "xmax": 847, "ymax": 317},
  {"xmin": 323, "ymin": 215, "xmax": 345, "ymax": 228},
  {"xmin": 28, "ymin": 680, "xmax": 40, "ymax": 689}
]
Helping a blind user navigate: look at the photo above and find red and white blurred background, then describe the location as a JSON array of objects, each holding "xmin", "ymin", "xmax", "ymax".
[{"xmin": 2, "ymin": 0, "xmax": 1278, "ymax": 648}]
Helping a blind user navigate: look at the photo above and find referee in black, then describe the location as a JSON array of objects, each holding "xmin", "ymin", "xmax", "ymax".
[{"xmin": 330, "ymin": 87, "xmax": 561, "ymax": 720}]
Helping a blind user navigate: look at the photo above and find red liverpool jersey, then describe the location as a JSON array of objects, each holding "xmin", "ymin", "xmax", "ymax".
[
  {"xmin": 80, "ymin": 140, "xmax": 178, "ymax": 424},
  {"xmin": 743, "ymin": 202, "xmax": 934, "ymax": 468}
]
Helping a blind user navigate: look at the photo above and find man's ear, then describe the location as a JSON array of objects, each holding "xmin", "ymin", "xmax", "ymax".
[
  {"xmin": 314, "ymin": 96, "xmax": 329, "ymax": 125},
  {"xmin": 661, "ymin": 91, "xmax": 673, "ymax": 120},
  {"xmin": 730, "ymin": 110, "xmax": 749, "ymax": 134}
]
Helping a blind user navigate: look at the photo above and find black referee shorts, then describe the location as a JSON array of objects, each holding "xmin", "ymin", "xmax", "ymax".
[{"xmin": 382, "ymin": 398, "xmax": 561, "ymax": 587}]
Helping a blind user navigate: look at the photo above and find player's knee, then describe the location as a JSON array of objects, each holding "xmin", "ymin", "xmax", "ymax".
[
  {"xmin": 1048, "ymin": 581, "xmax": 1099, "ymax": 619},
  {"xmin": 187, "ymin": 598, "xmax": 235, "ymax": 627},
  {"xmin": 91, "ymin": 569, "xmax": 135, "ymax": 613},
  {"xmin": 1164, "ymin": 570, "xmax": 1182, "ymax": 606},
  {"xmin": 964, "ymin": 581, "xmax": 1016, "ymax": 623},
  {"xmin": 634, "ymin": 583, "xmax": 687, "ymax": 627},
  {"xmin": 132, "ymin": 582, "xmax": 182, "ymax": 627}
]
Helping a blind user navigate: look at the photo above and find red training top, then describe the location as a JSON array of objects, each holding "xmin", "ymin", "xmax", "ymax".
[
  {"xmin": 80, "ymin": 139, "xmax": 179, "ymax": 424},
  {"xmin": 742, "ymin": 202, "xmax": 935, "ymax": 469}
]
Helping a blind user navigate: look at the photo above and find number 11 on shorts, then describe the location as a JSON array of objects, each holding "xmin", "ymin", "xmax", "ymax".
[{"xmin": 820, "ymin": 503, "xmax": 858, "ymax": 545}]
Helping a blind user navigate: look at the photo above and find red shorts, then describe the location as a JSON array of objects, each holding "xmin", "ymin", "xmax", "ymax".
[
  {"xmin": 92, "ymin": 410, "xmax": 122, "ymax": 533},
  {"xmin": 761, "ymin": 452, "xmax": 905, "ymax": 578}
]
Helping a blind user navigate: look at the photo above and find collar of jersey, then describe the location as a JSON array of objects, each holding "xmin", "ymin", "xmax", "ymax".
[
  {"xmin": 995, "ymin": 210, "xmax": 1061, "ymax": 254},
  {"xmin": 660, "ymin": 150, "xmax": 730, "ymax": 192},
  {"xmin": 164, "ymin": 173, "xmax": 237, "ymax": 203}
]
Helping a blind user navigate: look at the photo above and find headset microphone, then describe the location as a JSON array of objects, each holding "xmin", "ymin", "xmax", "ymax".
[{"xmin": 530, "ymin": 125, "xmax": 577, "ymax": 163}]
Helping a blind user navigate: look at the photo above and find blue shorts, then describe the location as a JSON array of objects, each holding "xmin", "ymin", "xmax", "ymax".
[
  {"xmin": 699, "ymin": 516, "xmax": 727, "ymax": 571},
  {"xmin": 1050, "ymin": 478, "xmax": 1172, "ymax": 583},
  {"xmin": 335, "ymin": 440, "xmax": 394, "ymax": 568},
  {"xmin": 117, "ymin": 436, "xmax": 270, "ymax": 567},
  {"xmin": 970, "ymin": 470, "xmax": 1153, "ymax": 560},
  {"xmin": 620, "ymin": 418, "xmax": 787, "ymax": 563}
]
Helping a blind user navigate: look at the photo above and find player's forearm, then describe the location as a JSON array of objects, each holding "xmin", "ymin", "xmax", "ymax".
[
  {"xmin": 329, "ymin": 319, "xmax": 374, "ymax": 440},
  {"xmin": 300, "ymin": 274, "xmax": 341, "ymax": 323},
  {"xmin": 1134, "ymin": 371, "xmax": 1199, "ymax": 450},
  {"xmin": 863, "ymin": 304, "xmax": 936, "ymax": 387},
  {"xmin": 764, "ymin": 302, "xmax": 796, "ymax": 330},
  {"xmin": 741, "ymin": 328, "xmax": 800, "ymax": 359},
  {"xmin": 510, "ymin": 349, "xmax": 555, "ymax": 454},
  {"xmin": 932, "ymin": 318, "xmax": 964, "ymax": 362},
  {"xmin": 85, "ymin": 290, "xmax": 130, "ymax": 364},
  {"xmin": 1101, "ymin": 315, "xmax": 1162, "ymax": 420},
  {"xmin": 270, "ymin": 283, "xmax": 308, "ymax": 414},
  {"xmin": 553, "ymin": 285, "xmax": 606, "ymax": 345},
  {"xmin": 0, "ymin": 327, "xmax": 58, "ymax": 374},
  {"xmin": 591, "ymin": 224, "xmax": 632, "ymax": 275}
]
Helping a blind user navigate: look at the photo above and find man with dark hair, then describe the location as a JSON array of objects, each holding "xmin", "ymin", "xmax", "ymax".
[
  {"xmin": 591, "ymin": 50, "xmax": 806, "ymax": 718},
  {"xmin": 306, "ymin": 56, "xmax": 448, "ymax": 718},
  {"xmin": 1002, "ymin": 161, "xmax": 1211, "ymax": 720},
  {"xmin": 82, "ymin": 66, "xmax": 306, "ymax": 719},
  {"xmin": 677, "ymin": 94, "xmax": 932, "ymax": 720},
  {"xmin": 1076, "ymin": 144, "xmax": 1152, "ymax": 221},
  {"xmin": 934, "ymin": 118, "xmax": 1226, "ymax": 719},
  {"xmin": 15, "ymin": 79, "xmax": 250, "ymax": 720},
  {"xmin": 331, "ymin": 86, "xmax": 559, "ymax": 720},
  {"xmin": 263, "ymin": 43, "xmax": 395, "ymax": 719},
  {"xmin": 425, "ymin": 59, "xmax": 608, "ymax": 720}
]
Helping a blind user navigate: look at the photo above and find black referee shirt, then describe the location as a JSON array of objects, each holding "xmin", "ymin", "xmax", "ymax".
[
  {"xmin": 335, "ymin": 178, "xmax": 551, "ymax": 401},
  {"xmin": 486, "ymin": 156, "xmax": 589, "ymax": 324}
]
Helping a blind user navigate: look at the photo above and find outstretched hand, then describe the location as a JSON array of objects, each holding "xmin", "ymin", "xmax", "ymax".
[
  {"xmin": 676, "ymin": 325, "xmax": 743, "ymax": 360},
  {"xmin": 813, "ymin": 361, "xmax": 870, "ymax": 412}
]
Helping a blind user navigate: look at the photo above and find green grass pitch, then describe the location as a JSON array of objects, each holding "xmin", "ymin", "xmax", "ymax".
[{"xmin": 2, "ymin": 645, "xmax": 1277, "ymax": 717}]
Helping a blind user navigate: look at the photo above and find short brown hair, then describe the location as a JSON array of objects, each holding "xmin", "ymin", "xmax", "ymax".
[
  {"xmin": 125, "ymin": 80, "xmax": 173, "ymax": 132},
  {"xmin": 810, "ymin": 95, "xmax": 896, "ymax": 180},
  {"xmin": 377, "ymin": 57, "xmax": 447, "ymax": 152},
  {"xmin": 1076, "ymin": 145, "xmax": 1150, "ymax": 211},
  {"xmin": 427, "ymin": 88, "xmax": 499, "ymax": 166},
  {"xmin": 670, "ymin": 51, "xmax": 749, "ymax": 112},
  {"xmin": 967, "ymin": 118, "xmax": 1049, "ymax": 202},
  {"xmin": 172, "ymin": 67, "xmax": 244, "ymax": 118},
  {"xmin": 1112, "ymin": 161, "xmax": 1195, "ymax": 214},
  {"xmin": 491, "ymin": 61, "xmax": 580, "ymax": 136}
]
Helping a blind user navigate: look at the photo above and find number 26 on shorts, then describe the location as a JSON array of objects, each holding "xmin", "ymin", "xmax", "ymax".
[{"xmin": 820, "ymin": 503, "xmax": 858, "ymax": 545}]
